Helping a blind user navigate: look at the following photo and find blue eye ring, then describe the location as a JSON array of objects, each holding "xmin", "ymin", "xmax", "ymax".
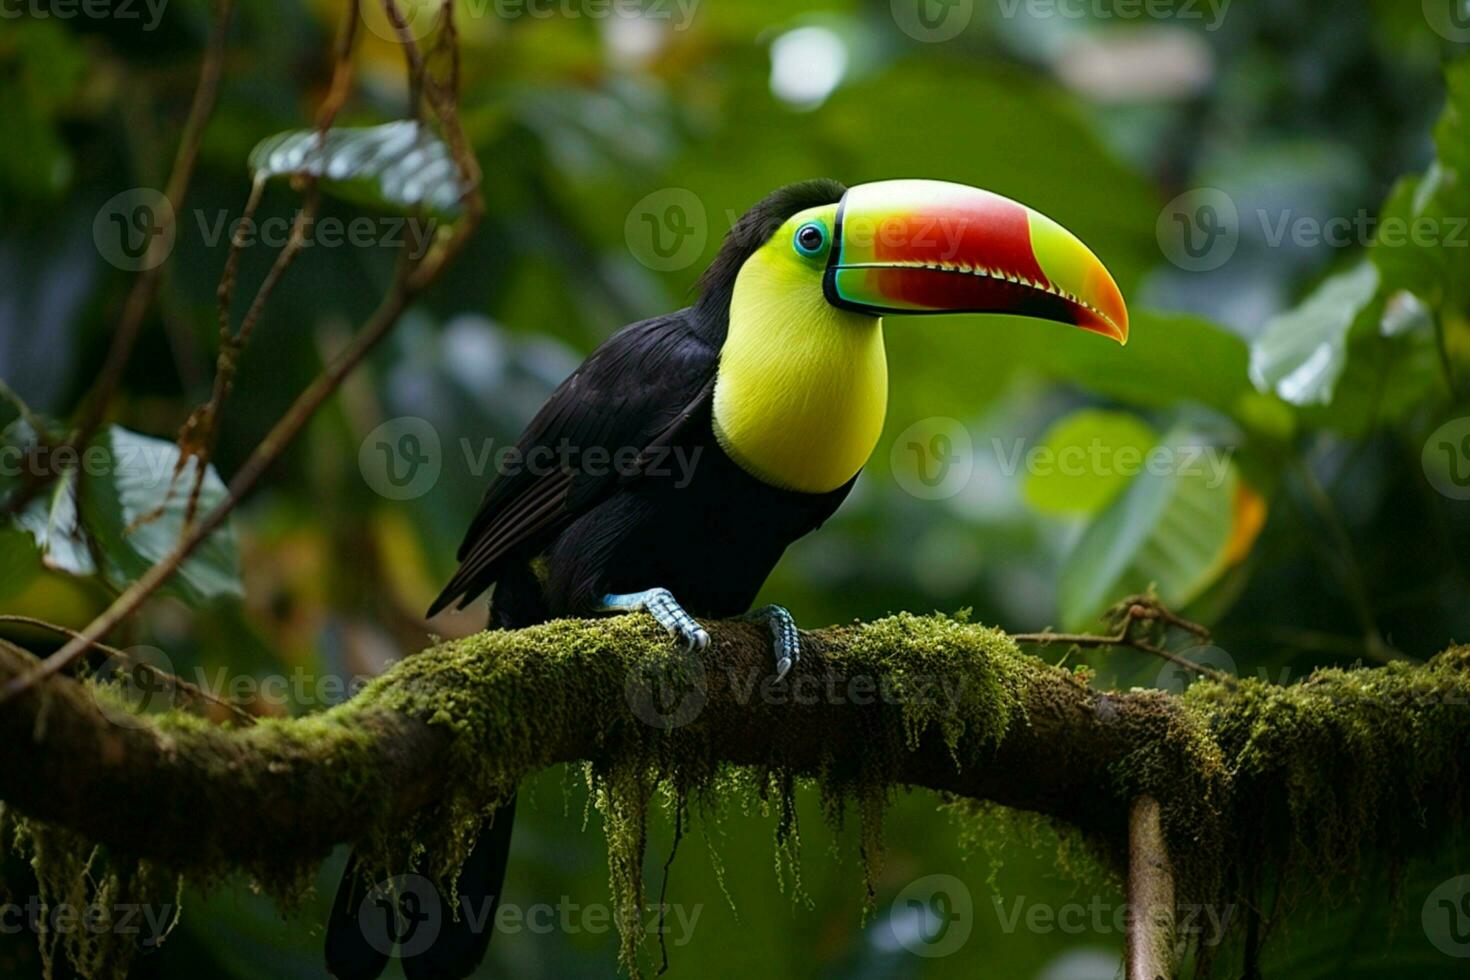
[{"xmin": 793, "ymin": 221, "xmax": 827, "ymax": 257}]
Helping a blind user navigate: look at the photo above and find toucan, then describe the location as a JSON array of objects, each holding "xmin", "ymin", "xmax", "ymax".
[{"xmin": 325, "ymin": 178, "xmax": 1127, "ymax": 979}]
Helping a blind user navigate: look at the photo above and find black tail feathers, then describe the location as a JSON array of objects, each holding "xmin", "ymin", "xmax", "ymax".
[
  {"xmin": 324, "ymin": 848, "xmax": 389, "ymax": 980},
  {"xmin": 326, "ymin": 798, "xmax": 518, "ymax": 980}
]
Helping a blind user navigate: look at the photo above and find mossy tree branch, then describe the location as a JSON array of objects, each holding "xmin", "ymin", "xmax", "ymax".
[
  {"xmin": 1, "ymin": 614, "xmax": 1468, "ymax": 974},
  {"xmin": 0, "ymin": 617, "xmax": 1168, "ymax": 866}
]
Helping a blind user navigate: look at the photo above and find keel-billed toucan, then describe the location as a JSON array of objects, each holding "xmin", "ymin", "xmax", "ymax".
[{"xmin": 326, "ymin": 178, "xmax": 1127, "ymax": 979}]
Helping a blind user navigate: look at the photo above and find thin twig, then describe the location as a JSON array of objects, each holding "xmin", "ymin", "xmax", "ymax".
[
  {"xmin": 0, "ymin": 380, "xmax": 55, "ymax": 441},
  {"xmin": 234, "ymin": 187, "xmax": 320, "ymax": 350},
  {"xmin": 428, "ymin": 0, "xmax": 461, "ymax": 109},
  {"xmin": 0, "ymin": 0, "xmax": 484, "ymax": 706},
  {"xmin": 0, "ymin": 276, "xmax": 408, "ymax": 703},
  {"xmin": 315, "ymin": 0, "xmax": 361, "ymax": 132},
  {"xmin": 155, "ymin": 0, "xmax": 360, "ymax": 529},
  {"xmin": 165, "ymin": 183, "xmax": 323, "ymax": 526},
  {"xmin": 214, "ymin": 177, "xmax": 268, "ymax": 337},
  {"xmin": 1013, "ymin": 597, "xmax": 1235, "ymax": 687},
  {"xmin": 1, "ymin": 0, "xmax": 238, "ymax": 520},
  {"xmin": 383, "ymin": 0, "xmax": 428, "ymax": 118},
  {"xmin": 0, "ymin": 614, "xmax": 254, "ymax": 725}
]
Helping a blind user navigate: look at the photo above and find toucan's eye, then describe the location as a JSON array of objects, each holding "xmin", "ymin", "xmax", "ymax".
[{"xmin": 793, "ymin": 221, "xmax": 827, "ymax": 257}]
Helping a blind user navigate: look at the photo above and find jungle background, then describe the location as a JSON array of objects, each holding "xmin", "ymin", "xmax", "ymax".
[{"xmin": 3, "ymin": 0, "xmax": 1470, "ymax": 976}]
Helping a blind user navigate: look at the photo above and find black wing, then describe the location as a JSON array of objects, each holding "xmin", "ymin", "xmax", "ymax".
[{"xmin": 427, "ymin": 310, "xmax": 718, "ymax": 616}]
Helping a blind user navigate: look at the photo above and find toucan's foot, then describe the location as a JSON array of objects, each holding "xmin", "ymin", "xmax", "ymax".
[
  {"xmin": 598, "ymin": 588, "xmax": 709, "ymax": 652},
  {"xmin": 741, "ymin": 604, "xmax": 800, "ymax": 681}
]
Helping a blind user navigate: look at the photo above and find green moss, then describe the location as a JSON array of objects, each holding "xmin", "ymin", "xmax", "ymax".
[
  {"xmin": 340, "ymin": 612, "xmax": 1025, "ymax": 973},
  {"xmin": 1181, "ymin": 646, "xmax": 1470, "ymax": 932},
  {"xmin": 1082, "ymin": 643, "xmax": 1470, "ymax": 969},
  {"xmin": 5, "ymin": 620, "xmax": 1469, "ymax": 978},
  {"xmin": 0, "ymin": 806, "xmax": 181, "ymax": 980},
  {"xmin": 943, "ymin": 797, "xmax": 1121, "ymax": 901}
]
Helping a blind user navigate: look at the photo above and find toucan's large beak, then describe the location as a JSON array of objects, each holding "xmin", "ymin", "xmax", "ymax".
[{"xmin": 824, "ymin": 179, "xmax": 1128, "ymax": 343}]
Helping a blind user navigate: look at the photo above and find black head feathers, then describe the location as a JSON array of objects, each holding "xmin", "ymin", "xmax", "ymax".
[{"xmin": 695, "ymin": 179, "xmax": 847, "ymax": 313}]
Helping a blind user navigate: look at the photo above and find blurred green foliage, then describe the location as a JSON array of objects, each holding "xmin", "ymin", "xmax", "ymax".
[{"xmin": 3, "ymin": 1, "xmax": 1470, "ymax": 977}]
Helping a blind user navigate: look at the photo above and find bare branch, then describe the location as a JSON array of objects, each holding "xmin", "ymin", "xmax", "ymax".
[
  {"xmin": 0, "ymin": 0, "xmax": 485, "ymax": 705},
  {"xmin": 318, "ymin": 0, "xmax": 362, "ymax": 131},
  {"xmin": 162, "ymin": 183, "xmax": 321, "ymax": 527},
  {"xmin": 0, "ymin": 614, "xmax": 254, "ymax": 726},
  {"xmin": 2, "ymin": 0, "xmax": 238, "ymax": 519},
  {"xmin": 383, "ymin": 0, "xmax": 428, "ymax": 117},
  {"xmin": 1127, "ymin": 796, "xmax": 1176, "ymax": 980},
  {"xmin": 0, "ymin": 270, "xmax": 431, "ymax": 704},
  {"xmin": 1013, "ymin": 596, "xmax": 1235, "ymax": 686}
]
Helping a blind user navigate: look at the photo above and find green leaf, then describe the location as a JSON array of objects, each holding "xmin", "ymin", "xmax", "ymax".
[
  {"xmin": 1, "ymin": 419, "xmax": 95, "ymax": 577},
  {"xmin": 14, "ymin": 472, "xmax": 95, "ymax": 577},
  {"xmin": 1248, "ymin": 261, "xmax": 1381, "ymax": 407},
  {"xmin": 1022, "ymin": 409, "xmax": 1157, "ymax": 517},
  {"xmin": 247, "ymin": 120, "xmax": 463, "ymax": 218},
  {"xmin": 1372, "ymin": 171, "xmax": 1444, "ymax": 301},
  {"xmin": 0, "ymin": 523, "xmax": 43, "ymax": 601},
  {"xmin": 1057, "ymin": 426, "xmax": 1243, "ymax": 631},
  {"xmin": 78, "ymin": 427, "xmax": 243, "ymax": 605},
  {"xmin": 1368, "ymin": 60, "xmax": 1470, "ymax": 389}
]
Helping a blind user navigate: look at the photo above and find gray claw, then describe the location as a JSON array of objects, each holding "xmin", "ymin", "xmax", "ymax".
[
  {"xmin": 742, "ymin": 604, "xmax": 800, "ymax": 682},
  {"xmin": 676, "ymin": 623, "xmax": 709, "ymax": 653},
  {"xmin": 662, "ymin": 614, "xmax": 708, "ymax": 653}
]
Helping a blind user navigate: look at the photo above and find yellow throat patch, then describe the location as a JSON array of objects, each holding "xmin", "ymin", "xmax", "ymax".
[{"xmin": 712, "ymin": 207, "xmax": 888, "ymax": 494}]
